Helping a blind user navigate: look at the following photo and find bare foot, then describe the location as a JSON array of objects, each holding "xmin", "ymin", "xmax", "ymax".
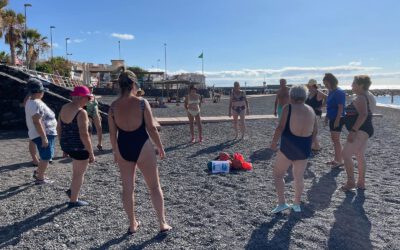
[
  {"xmin": 128, "ymin": 221, "xmax": 141, "ymax": 234},
  {"xmin": 339, "ymin": 181, "xmax": 356, "ymax": 192},
  {"xmin": 356, "ymin": 182, "xmax": 366, "ymax": 190},
  {"xmin": 160, "ymin": 224, "xmax": 172, "ymax": 233}
]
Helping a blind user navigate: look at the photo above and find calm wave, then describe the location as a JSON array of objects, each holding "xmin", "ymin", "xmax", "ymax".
[{"xmin": 375, "ymin": 95, "xmax": 400, "ymax": 106}]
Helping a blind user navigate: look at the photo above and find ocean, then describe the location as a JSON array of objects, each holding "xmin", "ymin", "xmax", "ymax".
[{"xmin": 375, "ymin": 95, "xmax": 400, "ymax": 107}]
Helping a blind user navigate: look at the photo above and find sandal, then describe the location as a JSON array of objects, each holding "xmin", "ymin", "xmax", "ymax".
[
  {"xmin": 97, "ymin": 145, "xmax": 103, "ymax": 151},
  {"xmin": 127, "ymin": 221, "xmax": 141, "ymax": 235},
  {"xmin": 339, "ymin": 184, "xmax": 356, "ymax": 192},
  {"xmin": 326, "ymin": 160, "xmax": 343, "ymax": 169},
  {"xmin": 159, "ymin": 227, "xmax": 172, "ymax": 234}
]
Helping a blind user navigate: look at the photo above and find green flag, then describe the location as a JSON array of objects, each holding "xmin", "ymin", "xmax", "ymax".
[{"xmin": 198, "ymin": 52, "xmax": 203, "ymax": 59}]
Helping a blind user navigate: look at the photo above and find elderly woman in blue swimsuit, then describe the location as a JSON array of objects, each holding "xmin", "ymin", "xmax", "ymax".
[
  {"xmin": 108, "ymin": 70, "xmax": 172, "ymax": 234},
  {"xmin": 270, "ymin": 85, "xmax": 317, "ymax": 213},
  {"xmin": 184, "ymin": 85, "xmax": 203, "ymax": 143},
  {"xmin": 229, "ymin": 81, "xmax": 250, "ymax": 139}
]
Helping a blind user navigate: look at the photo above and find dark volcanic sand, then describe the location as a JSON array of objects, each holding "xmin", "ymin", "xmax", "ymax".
[{"xmin": 0, "ymin": 95, "xmax": 399, "ymax": 249}]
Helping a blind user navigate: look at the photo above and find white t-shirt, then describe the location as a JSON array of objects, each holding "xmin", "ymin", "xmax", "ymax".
[{"xmin": 25, "ymin": 99, "xmax": 58, "ymax": 139}]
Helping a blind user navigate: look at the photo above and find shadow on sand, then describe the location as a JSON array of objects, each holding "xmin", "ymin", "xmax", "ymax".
[
  {"xmin": 306, "ymin": 167, "xmax": 342, "ymax": 210},
  {"xmin": 0, "ymin": 182, "xmax": 34, "ymax": 201},
  {"xmin": 284, "ymin": 163, "xmax": 317, "ymax": 184},
  {"xmin": 94, "ymin": 231, "xmax": 169, "ymax": 250},
  {"xmin": 0, "ymin": 203, "xmax": 69, "ymax": 248},
  {"xmin": 0, "ymin": 162, "xmax": 35, "ymax": 174},
  {"xmin": 165, "ymin": 142, "xmax": 192, "ymax": 153},
  {"xmin": 246, "ymin": 168, "xmax": 344, "ymax": 249},
  {"xmin": 328, "ymin": 190, "xmax": 372, "ymax": 249},
  {"xmin": 245, "ymin": 209, "xmax": 314, "ymax": 250},
  {"xmin": 249, "ymin": 148, "xmax": 275, "ymax": 162},
  {"xmin": 189, "ymin": 139, "xmax": 238, "ymax": 158}
]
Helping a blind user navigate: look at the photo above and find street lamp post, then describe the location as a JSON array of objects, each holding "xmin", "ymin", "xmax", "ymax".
[
  {"xmin": 65, "ymin": 37, "xmax": 70, "ymax": 60},
  {"xmin": 24, "ymin": 3, "xmax": 32, "ymax": 68},
  {"xmin": 164, "ymin": 43, "xmax": 167, "ymax": 80},
  {"xmin": 118, "ymin": 41, "xmax": 121, "ymax": 59},
  {"xmin": 163, "ymin": 43, "xmax": 167, "ymax": 98},
  {"xmin": 50, "ymin": 26, "xmax": 55, "ymax": 60}
]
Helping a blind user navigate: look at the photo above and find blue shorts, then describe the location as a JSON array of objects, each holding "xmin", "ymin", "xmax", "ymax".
[{"xmin": 32, "ymin": 135, "xmax": 56, "ymax": 161}]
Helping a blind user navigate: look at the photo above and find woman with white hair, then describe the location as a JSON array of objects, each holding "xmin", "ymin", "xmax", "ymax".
[{"xmin": 270, "ymin": 85, "xmax": 317, "ymax": 213}]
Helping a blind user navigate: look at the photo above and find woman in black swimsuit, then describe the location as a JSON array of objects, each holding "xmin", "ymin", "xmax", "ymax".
[
  {"xmin": 108, "ymin": 70, "xmax": 172, "ymax": 234},
  {"xmin": 340, "ymin": 75, "xmax": 375, "ymax": 192},
  {"xmin": 305, "ymin": 79, "xmax": 325, "ymax": 151},
  {"xmin": 58, "ymin": 86, "xmax": 95, "ymax": 207}
]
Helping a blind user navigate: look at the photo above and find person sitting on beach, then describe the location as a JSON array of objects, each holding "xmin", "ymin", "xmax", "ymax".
[
  {"xmin": 58, "ymin": 86, "xmax": 95, "ymax": 207},
  {"xmin": 86, "ymin": 86, "xmax": 103, "ymax": 151},
  {"xmin": 25, "ymin": 79, "xmax": 58, "ymax": 185},
  {"xmin": 229, "ymin": 81, "xmax": 250, "ymax": 139},
  {"xmin": 184, "ymin": 85, "xmax": 203, "ymax": 143},
  {"xmin": 274, "ymin": 79, "xmax": 289, "ymax": 118},
  {"xmin": 323, "ymin": 73, "xmax": 346, "ymax": 168},
  {"xmin": 108, "ymin": 70, "xmax": 172, "ymax": 234},
  {"xmin": 340, "ymin": 75, "xmax": 376, "ymax": 191},
  {"xmin": 305, "ymin": 79, "xmax": 325, "ymax": 151},
  {"xmin": 270, "ymin": 85, "xmax": 317, "ymax": 213}
]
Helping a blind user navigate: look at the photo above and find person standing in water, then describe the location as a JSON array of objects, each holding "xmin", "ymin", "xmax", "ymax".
[{"xmin": 184, "ymin": 85, "xmax": 203, "ymax": 143}]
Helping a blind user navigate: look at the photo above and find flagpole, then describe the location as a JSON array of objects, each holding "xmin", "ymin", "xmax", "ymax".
[{"xmin": 201, "ymin": 51, "xmax": 204, "ymax": 76}]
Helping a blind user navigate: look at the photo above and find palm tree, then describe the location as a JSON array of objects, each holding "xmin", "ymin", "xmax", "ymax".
[
  {"xmin": 2, "ymin": 9, "xmax": 24, "ymax": 65},
  {"xmin": 0, "ymin": 50, "xmax": 10, "ymax": 63},
  {"xmin": 24, "ymin": 29, "xmax": 49, "ymax": 69},
  {"xmin": 0, "ymin": 0, "xmax": 9, "ymax": 37}
]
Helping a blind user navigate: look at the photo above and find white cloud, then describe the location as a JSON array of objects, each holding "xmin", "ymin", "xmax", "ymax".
[
  {"xmin": 165, "ymin": 64, "xmax": 398, "ymax": 88},
  {"xmin": 80, "ymin": 31, "xmax": 101, "ymax": 35},
  {"xmin": 194, "ymin": 64, "xmax": 380, "ymax": 80},
  {"xmin": 72, "ymin": 38, "xmax": 86, "ymax": 43},
  {"xmin": 349, "ymin": 61, "xmax": 362, "ymax": 66},
  {"xmin": 52, "ymin": 43, "xmax": 59, "ymax": 48},
  {"xmin": 111, "ymin": 33, "xmax": 135, "ymax": 40}
]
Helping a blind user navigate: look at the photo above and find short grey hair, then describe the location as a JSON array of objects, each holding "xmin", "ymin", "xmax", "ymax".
[{"xmin": 289, "ymin": 85, "xmax": 308, "ymax": 102}]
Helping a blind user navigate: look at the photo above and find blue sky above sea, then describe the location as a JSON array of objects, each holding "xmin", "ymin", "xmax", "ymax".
[{"xmin": 4, "ymin": 0, "xmax": 400, "ymax": 88}]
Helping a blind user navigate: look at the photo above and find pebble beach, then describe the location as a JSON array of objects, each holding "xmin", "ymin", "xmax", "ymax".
[{"xmin": 1, "ymin": 95, "xmax": 399, "ymax": 249}]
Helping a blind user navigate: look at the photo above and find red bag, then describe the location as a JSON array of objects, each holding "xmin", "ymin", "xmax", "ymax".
[
  {"xmin": 232, "ymin": 152, "xmax": 253, "ymax": 170},
  {"xmin": 219, "ymin": 152, "xmax": 231, "ymax": 161}
]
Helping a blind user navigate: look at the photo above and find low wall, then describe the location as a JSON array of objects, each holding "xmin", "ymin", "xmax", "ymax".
[{"xmin": 0, "ymin": 65, "xmax": 109, "ymax": 131}]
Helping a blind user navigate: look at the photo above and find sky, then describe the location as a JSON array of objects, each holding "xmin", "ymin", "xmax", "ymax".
[{"xmin": 4, "ymin": 0, "xmax": 400, "ymax": 88}]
